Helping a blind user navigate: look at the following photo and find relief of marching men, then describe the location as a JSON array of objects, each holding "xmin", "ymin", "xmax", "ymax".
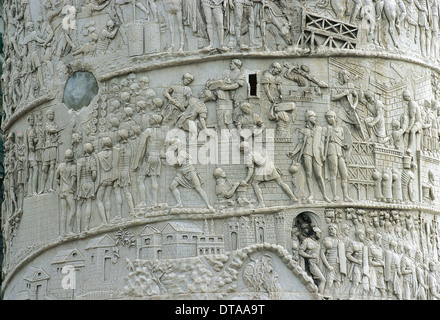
[
  {"xmin": 3, "ymin": 50, "xmax": 440, "ymax": 298},
  {"xmin": 2, "ymin": 54, "xmax": 440, "ymax": 239},
  {"xmin": 291, "ymin": 208, "xmax": 440, "ymax": 300},
  {"xmin": 5, "ymin": 0, "xmax": 440, "ymax": 124}
]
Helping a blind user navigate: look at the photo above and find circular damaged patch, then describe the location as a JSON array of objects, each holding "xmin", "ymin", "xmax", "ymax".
[{"xmin": 63, "ymin": 71, "xmax": 99, "ymax": 110}]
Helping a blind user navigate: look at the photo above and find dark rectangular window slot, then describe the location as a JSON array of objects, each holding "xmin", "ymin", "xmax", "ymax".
[{"xmin": 249, "ymin": 74, "xmax": 258, "ymax": 97}]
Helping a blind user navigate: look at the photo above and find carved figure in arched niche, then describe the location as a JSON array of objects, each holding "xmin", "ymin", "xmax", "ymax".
[
  {"xmin": 294, "ymin": 212, "xmax": 325, "ymax": 294},
  {"xmin": 299, "ymin": 226, "xmax": 326, "ymax": 294}
]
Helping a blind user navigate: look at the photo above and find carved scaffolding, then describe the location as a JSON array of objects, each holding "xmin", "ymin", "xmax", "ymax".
[{"xmin": 298, "ymin": 12, "xmax": 359, "ymax": 50}]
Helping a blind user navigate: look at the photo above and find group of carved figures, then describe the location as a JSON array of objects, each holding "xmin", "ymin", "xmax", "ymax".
[
  {"xmin": 319, "ymin": 0, "xmax": 440, "ymax": 56},
  {"xmin": 294, "ymin": 209, "xmax": 440, "ymax": 300},
  {"xmin": 3, "ymin": 58, "xmax": 440, "ymax": 239},
  {"xmin": 5, "ymin": 0, "xmax": 440, "ymax": 123}
]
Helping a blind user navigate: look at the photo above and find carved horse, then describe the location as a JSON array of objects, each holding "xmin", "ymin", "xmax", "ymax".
[
  {"xmin": 317, "ymin": 0, "xmax": 347, "ymax": 21},
  {"xmin": 159, "ymin": 0, "xmax": 185, "ymax": 52},
  {"xmin": 377, "ymin": 0, "xmax": 406, "ymax": 48}
]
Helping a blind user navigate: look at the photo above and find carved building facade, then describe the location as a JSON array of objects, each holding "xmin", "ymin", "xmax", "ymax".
[{"xmin": 3, "ymin": 0, "xmax": 440, "ymax": 300}]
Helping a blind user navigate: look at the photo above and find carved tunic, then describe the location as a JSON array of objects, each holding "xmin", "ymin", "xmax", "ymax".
[
  {"xmin": 260, "ymin": 70, "xmax": 282, "ymax": 102},
  {"xmin": 135, "ymin": 127, "xmax": 165, "ymax": 177},
  {"xmin": 298, "ymin": 124, "xmax": 325, "ymax": 166},
  {"xmin": 245, "ymin": 149, "xmax": 280, "ymax": 182},
  {"xmin": 369, "ymin": 244, "xmax": 386, "ymax": 290},
  {"xmin": 96, "ymin": 149, "xmax": 114, "ymax": 186},
  {"xmin": 113, "ymin": 141, "xmax": 134, "ymax": 187},
  {"xmin": 26, "ymin": 126, "xmax": 37, "ymax": 166},
  {"xmin": 176, "ymin": 97, "xmax": 208, "ymax": 132},
  {"xmin": 43, "ymin": 121, "xmax": 61, "ymax": 163},
  {"xmin": 347, "ymin": 241, "xmax": 368, "ymax": 285},
  {"xmin": 325, "ymin": 125, "xmax": 346, "ymax": 157},
  {"xmin": 56, "ymin": 161, "xmax": 77, "ymax": 197},
  {"xmin": 77, "ymin": 155, "xmax": 97, "ymax": 199},
  {"xmin": 174, "ymin": 150, "xmax": 204, "ymax": 189}
]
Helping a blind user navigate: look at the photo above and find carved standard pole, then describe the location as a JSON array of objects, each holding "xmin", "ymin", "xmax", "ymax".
[{"xmin": 3, "ymin": 0, "xmax": 440, "ymax": 301}]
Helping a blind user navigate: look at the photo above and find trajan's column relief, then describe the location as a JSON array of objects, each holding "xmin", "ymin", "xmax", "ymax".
[{"xmin": 3, "ymin": 0, "xmax": 440, "ymax": 300}]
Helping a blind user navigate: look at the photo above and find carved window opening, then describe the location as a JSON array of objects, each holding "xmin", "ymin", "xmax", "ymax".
[
  {"xmin": 104, "ymin": 257, "xmax": 111, "ymax": 282},
  {"xmin": 258, "ymin": 227, "xmax": 265, "ymax": 243},
  {"xmin": 145, "ymin": 238, "xmax": 151, "ymax": 245},
  {"xmin": 231, "ymin": 232, "xmax": 238, "ymax": 251},
  {"xmin": 248, "ymin": 74, "xmax": 258, "ymax": 97},
  {"xmin": 63, "ymin": 71, "xmax": 99, "ymax": 111}
]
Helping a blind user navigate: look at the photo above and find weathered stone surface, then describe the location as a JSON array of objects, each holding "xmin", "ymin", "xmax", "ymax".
[{"xmin": 3, "ymin": 0, "xmax": 440, "ymax": 300}]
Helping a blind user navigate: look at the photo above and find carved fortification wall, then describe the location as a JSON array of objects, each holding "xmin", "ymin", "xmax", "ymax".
[{"xmin": 3, "ymin": 0, "xmax": 440, "ymax": 300}]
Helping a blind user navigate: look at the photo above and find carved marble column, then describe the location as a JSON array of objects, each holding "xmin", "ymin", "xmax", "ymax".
[{"xmin": 3, "ymin": 0, "xmax": 440, "ymax": 300}]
